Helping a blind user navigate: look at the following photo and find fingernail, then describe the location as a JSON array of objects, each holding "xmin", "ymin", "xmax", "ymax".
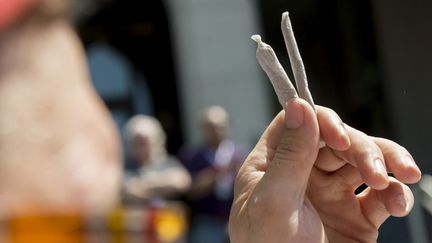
[
  {"xmin": 284, "ymin": 99, "xmax": 304, "ymax": 129},
  {"xmin": 373, "ymin": 158, "xmax": 387, "ymax": 178},
  {"xmin": 404, "ymin": 155, "xmax": 420, "ymax": 171}
]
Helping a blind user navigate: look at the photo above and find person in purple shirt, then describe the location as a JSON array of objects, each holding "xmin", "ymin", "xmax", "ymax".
[{"xmin": 179, "ymin": 106, "xmax": 248, "ymax": 243}]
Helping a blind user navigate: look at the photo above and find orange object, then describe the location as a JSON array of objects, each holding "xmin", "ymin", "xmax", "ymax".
[
  {"xmin": 0, "ymin": 0, "xmax": 38, "ymax": 31},
  {"xmin": 7, "ymin": 212, "xmax": 84, "ymax": 243},
  {"xmin": 154, "ymin": 208, "xmax": 186, "ymax": 243}
]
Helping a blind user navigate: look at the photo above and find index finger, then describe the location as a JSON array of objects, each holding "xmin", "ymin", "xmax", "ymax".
[{"xmin": 316, "ymin": 106, "xmax": 350, "ymax": 151}]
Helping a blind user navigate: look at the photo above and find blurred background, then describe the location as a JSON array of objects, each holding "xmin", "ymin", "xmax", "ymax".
[{"xmin": 70, "ymin": 0, "xmax": 431, "ymax": 242}]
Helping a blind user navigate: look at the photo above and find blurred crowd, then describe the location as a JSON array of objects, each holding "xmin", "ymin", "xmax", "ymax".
[
  {"xmin": 120, "ymin": 107, "xmax": 247, "ymax": 243},
  {"xmin": 0, "ymin": 0, "xmax": 247, "ymax": 242}
]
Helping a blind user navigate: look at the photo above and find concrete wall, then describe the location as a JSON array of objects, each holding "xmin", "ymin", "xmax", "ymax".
[{"xmin": 163, "ymin": 0, "xmax": 273, "ymax": 148}]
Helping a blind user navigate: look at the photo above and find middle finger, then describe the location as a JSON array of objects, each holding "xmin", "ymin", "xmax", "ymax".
[{"xmin": 333, "ymin": 125, "xmax": 389, "ymax": 190}]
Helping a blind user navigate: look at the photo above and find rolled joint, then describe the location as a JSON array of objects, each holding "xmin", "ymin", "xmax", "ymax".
[{"xmin": 251, "ymin": 34, "xmax": 262, "ymax": 43}]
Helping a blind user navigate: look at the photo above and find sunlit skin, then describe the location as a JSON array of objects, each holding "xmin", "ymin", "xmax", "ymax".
[
  {"xmin": 0, "ymin": 3, "xmax": 121, "ymax": 215},
  {"xmin": 229, "ymin": 98, "xmax": 421, "ymax": 243}
]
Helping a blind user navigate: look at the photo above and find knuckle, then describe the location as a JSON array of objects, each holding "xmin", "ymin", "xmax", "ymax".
[
  {"xmin": 318, "ymin": 106, "xmax": 340, "ymax": 120},
  {"xmin": 274, "ymin": 135, "xmax": 310, "ymax": 162},
  {"xmin": 351, "ymin": 139, "xmax": 381, "ymax": 163}
]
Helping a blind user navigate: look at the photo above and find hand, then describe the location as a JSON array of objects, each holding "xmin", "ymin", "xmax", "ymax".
[
  {"xmin": 125, "ymin": 177, "xmax": 149, "ymax": 199},
  {"xmin": 228, "ymin": 98, "xmax": 421, "ymax": 243},
  {"xmin": 188, "ymin": 168, "xmax": 218, "ymax": 199}
]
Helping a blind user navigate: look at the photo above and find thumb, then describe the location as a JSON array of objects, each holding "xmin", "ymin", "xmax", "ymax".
[{"xmin": 263, "ymin": 98, "xmax": 320, "ymax": 195}]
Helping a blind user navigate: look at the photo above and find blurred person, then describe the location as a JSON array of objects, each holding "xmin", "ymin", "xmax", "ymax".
[
  {"xmin": 0, "ymin": 0, "xmax": 422, "ymax": 242},
  {"xmin": 0, "ymin": 0, "xmax": 121, "ymax": 215},
  {"xmin": 122, "ymin": 115, "xmax": 191, "ymax": 203},
  {"xmin": 178, "ymin": 106, "xmax": 248, "ymax": 243}
]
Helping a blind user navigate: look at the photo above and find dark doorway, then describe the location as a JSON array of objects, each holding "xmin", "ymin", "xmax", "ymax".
[
  {"xmin": 78, "ymin": 0, "xmax": 183, "ymax": 155},
  {"xmin": 256, "ymin": 0, "xmax": 391, "ymax": 138}
]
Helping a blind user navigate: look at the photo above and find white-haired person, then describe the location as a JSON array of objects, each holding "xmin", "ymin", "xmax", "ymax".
[{"xmin": 122, "ymin": 115, "xmax": 191, "ymax": 203}]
